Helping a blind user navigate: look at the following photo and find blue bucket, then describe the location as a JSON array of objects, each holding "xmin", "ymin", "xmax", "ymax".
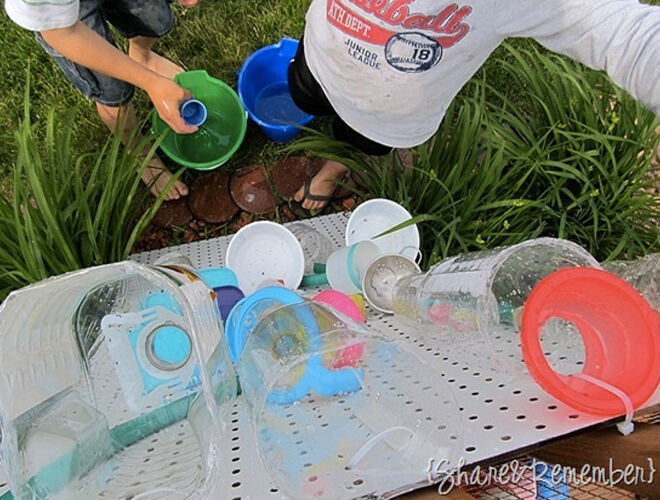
[{"xmin": 238, "ymin": 38, "xmax": 314, "ymax": 142}]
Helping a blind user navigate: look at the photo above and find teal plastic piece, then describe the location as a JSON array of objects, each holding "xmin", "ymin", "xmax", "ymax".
[
  {"xmin": 1, "ymin": 395, "xmax": 197, "ymax": 500},
  {"xmin": 196, "ymin": 267, "xmax": 239, "ymax": 289},
  {"xmin": 301, "ymin": 273, "xmax": 328, "ymax": 287}
]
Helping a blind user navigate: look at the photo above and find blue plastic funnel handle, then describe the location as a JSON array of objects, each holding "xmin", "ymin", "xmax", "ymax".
[{"xmin": 180, "ymin": 98, "xmax": 208, "ymax": 127}]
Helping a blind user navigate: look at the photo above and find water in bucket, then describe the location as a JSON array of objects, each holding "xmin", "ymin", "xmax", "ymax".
[
  {"xmin": 238, "ymin": 38, "xmax": 314, "ymax": 142},
  {"xmin": 174, "ymin": 109, "xmax": 236, "ymax": 164},
  {"xmin": 254, "ymin": 82, "xmax": 309, "ymax": 126},
  {"xmin": 153, "ymin": 70, "xmax": 247, "ymax": 170}
]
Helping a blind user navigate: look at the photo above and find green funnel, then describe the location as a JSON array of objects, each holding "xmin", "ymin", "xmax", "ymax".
[{"xmin": 152, "ymin": 70, "xmax": 247, "ymax": 170}]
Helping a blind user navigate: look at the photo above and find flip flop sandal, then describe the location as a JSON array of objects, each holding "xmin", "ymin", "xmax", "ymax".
[{"xmin": 301, "ymin": 163, "xmax": 354, "ymax": 205}]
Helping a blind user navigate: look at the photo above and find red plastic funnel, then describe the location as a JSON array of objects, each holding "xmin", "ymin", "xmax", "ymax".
[{"xmin": 521, "ymin": 267, "xmax": 660, "ymax": 416}]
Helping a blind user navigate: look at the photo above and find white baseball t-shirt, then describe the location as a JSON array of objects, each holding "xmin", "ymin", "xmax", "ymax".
[
  {"xmin": 4, "ymin": 0, "xmax": 78, "ymax": 31},
  {"xmin": 304, "ymin": 0, "xmax": 660, "ymax": 147}
]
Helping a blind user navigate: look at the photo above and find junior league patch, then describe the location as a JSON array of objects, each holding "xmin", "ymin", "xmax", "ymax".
[{"xmin": 384, "ymin": 32, "xmax": 442, "ymax": 73}]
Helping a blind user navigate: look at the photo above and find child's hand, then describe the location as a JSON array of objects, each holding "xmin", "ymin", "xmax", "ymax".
[
  {"xmin": 178, "ymin": 0, "xmax": 200, "ymax": 7},
  {"xmin": 147, "ymin": 76, "xmax": 198, "ymax": 134}
]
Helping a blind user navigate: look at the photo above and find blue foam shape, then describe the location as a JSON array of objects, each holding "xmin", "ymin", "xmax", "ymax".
[{"xmin": 152, "ymin": 326, "xmax": 192, "ymax": 365}]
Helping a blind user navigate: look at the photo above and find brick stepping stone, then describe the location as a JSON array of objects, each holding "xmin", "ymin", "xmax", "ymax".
[
  {"xmin": 271, "ymin": 156, "xmax": 322, "ymax": 200},
  {"xmin": 187, "ymin": 171, "xmax": 239, "ymax": 224},
  {"xmin": 151, "ymin": 198, "xmax": 194, "ymax": 229},
  {"xmin": 229, "ymin": 163, "xmax": 278, "ymax": 214}
]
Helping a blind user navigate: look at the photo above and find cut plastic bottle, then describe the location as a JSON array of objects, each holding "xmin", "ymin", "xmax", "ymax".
[
  {"xmin": 0, "ymin": 261, "xmax": 237, "ymax": 499},
  {"xmin": 226, "ymin": 288, "xmax": 463, "ymax": 499}
]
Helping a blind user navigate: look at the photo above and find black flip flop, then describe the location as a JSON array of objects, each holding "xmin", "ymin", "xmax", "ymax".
[
  {"xmin": 300, "ymin": 163, "xmax": 354, "ymax": 205},
  {"xmin": 302, "ymin": 175, "xmax": 336, "ymax": 203}
]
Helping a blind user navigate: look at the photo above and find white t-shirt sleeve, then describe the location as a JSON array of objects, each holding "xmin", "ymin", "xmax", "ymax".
[
  {"xmin": 495, "ymin": 0, "xmax": 660, "ymax": 118},
  {"xmin": 4, "ymin": 0, "xmax": 79, "ymax": 32}
]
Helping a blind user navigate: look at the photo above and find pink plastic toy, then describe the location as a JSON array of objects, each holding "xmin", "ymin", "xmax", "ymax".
[{"xmin": 313, "ymin": 290, "xmax": 365, "ymax": 368}]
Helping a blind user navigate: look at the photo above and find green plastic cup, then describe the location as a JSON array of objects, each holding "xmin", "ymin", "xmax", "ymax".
[{"xmin": 152, "ymin": 70, "xmax": 247, "ymax": 170}]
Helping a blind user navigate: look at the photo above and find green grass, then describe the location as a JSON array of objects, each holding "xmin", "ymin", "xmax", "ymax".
[{"xmin": 0, "ymin": 0, "xmax": 314, "ymax": 194}]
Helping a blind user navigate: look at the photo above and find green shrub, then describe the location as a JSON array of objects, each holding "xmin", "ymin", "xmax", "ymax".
[
  {"xmin": 0, "ymin": 85, "xmax": 176, "ymax": 300},
  {"xmin": 485, "ymin": 42, "xmax": 659, "ymax": 260}
]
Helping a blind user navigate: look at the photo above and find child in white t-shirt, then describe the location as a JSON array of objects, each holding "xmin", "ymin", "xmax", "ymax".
[
  {"xmin": 289, "ymin": 0, "xmax": 660, "ymax": 210},
  {"xmin": 4, "ymin": 0, "xmax": 201, "ymax": 199}
]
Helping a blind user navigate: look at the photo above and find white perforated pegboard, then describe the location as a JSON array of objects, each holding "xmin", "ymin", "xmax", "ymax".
[
  {"xmin": 128, "ymin": 213, "xmax": 660, "ymax": 498},
  {"xmin": 1, "ymin": 212, "xmax": 657, "ymax": 500}
]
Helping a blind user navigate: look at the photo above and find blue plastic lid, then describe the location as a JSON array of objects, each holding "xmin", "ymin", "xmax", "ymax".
[
  {"xmin": 152, "ymin": 326, "xmax": 192, "ymax": 366},
  {"xmin": 225, "ymin": 287, "xmax": 304, "ymax": 363},
  {"xmin": 197, "ymin": 267, "xmax": 239, "ymax": 289}
]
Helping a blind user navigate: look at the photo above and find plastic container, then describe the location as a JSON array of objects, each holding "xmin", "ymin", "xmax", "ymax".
[
  {"xmin": 313, "ymin": 290, "xmax": 366, "ymax": 368},
  {"xmin": 196, "ymin": 267, "xmax": 239, "ymax": 289},
  {"xmin": 238, "ymin": 38, "xmax": 314, "ymax": 142},
  {"xmin": 603, "ymin": 253, "xmax": 659, "ymax": 312},
  {"xmin": 213, "ymin": 285, "xmax": 245, "ymax": 323},
  {"xmin": 0, "ymin": 261, "xmax": 237, "ymax": 499},
  {"xmin": 152, "ymin": 70, "xmax": 247, "ymax": 170},
  {"xmin": 521, "ymin": 267, "xmax": 660, "ymax": 416},
  {"xmin": 392, "ymin": 238, "xmax": 601, "ymax": 375},
  {"xmin": 326, "ymin": 241, "xmax": 381, "ymax": 295},
  {"xmin": 362, "ymin": 254, "xmax": 421, "ymax": 314},
  {"xmin": 225, "ymin": 221, "xmax": 305, "ymax": 294},
  {"xmin": 346, "ymin": 198, "xmax": 420, "ymax": 261},
  {"xmin": 181, "ymin": 98, "xmax": 208, "ymax": 127},
  {"xmin": 231, "ymin": 296, "xmax": 463, "ymax": 499},
  {"xmin": 313, "ymin": 290, "xmax": 365, "ymax": 324},
  {"xmin": 287, "ymin": 223, "xmax": 334, "ymax": 274}
]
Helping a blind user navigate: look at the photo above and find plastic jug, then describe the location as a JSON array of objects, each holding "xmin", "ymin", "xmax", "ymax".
[
  {"xmin": 391, "ymin": 238, "xmax": 601, "ymax": 375},
  {"xmin": 0, "ymin": 261, "xmax": 237, "ymax": 499},
  {"xmin": 603, "ymin": 252, "xmax": 659, "ymax": 312},
  {"xmin": 226, "ymin": 288, "xmax": 463, "ymax": 499}
]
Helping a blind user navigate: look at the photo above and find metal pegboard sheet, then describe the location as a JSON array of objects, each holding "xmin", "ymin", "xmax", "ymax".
[
  {"xmin": 1, "ymin": 213, "xmax": 656, "ymax": 500},
  {"xmin": 131, "ymin": 212, "xmax": 659, "ymax": 498}
]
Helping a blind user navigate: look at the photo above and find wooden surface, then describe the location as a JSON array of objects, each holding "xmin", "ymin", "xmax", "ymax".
[
  {"xmin": 533, "ymin": 422, "xmax": 660, "ymax": 498},
  {"xmin": 398, "ymin": 486, "xmax": 477, "ymax": 499}
]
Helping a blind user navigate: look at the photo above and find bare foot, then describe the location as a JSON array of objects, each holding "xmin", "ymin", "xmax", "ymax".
[
  {"xmin": 130, "ymin": 50, "xmax": 185, "ymax": 80},
  {"xmin": 142, "ymin": 157, "xmax": 189, "ymax": 201},
  {"xmin": 294, "ymin": 160, "xmax": 348, "ymax": 211}
]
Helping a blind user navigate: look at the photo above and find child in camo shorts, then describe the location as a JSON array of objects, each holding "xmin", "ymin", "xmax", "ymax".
[{"xmin": 4, "ymin": 0, "xmax": 201, "ymax": 199}]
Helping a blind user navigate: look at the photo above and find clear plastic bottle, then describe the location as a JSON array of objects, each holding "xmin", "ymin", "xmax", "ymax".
[
  {"xmin": 391, "ymin": 238, "xmax": 600, "ymax": 375},
  {"xmin": 0, "ymin": 261, "xmax": 237, "ymax": 499},
  {"xmin": 603, "ymin": 253, "xmax": 659, "ymax": 312},
  {"xmin": 226, "ymin": 288, "xmax": 463, "ymax": 500},
  {"xmin": 287, "ymin": 223, "xmax": 334, "ymax": 275}
]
